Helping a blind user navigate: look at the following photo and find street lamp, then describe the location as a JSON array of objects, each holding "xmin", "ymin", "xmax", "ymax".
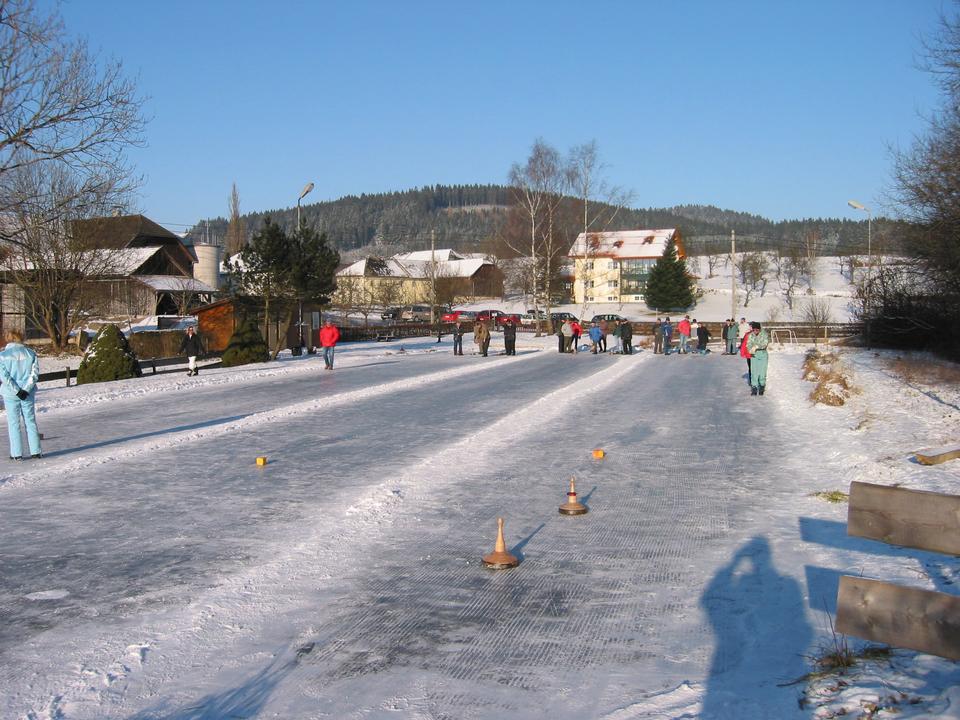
[
  {"xmin": 847, "ymin": 199, "xmax": 872, "ymax": 270},
  {"xmin": 848, "ymin": 199, "xmax": 874, "ymax": 344},
  {"xmin": 297, "ymin": 181, "xmax": 314, "ymax": 231},
  {"xmin": 296, "ymin": 182, "xmax": 314, "ymax": 351}
]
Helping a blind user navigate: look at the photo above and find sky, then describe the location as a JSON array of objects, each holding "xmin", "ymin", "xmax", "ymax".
[{"xmin": 52, "ymin": 0, "xmax": 946, "ymax": 232}]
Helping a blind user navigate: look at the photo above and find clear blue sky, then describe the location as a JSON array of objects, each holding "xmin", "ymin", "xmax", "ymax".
[{"xmin": 55, "ymin": 0, "xmax": 944, "ymax": 231}]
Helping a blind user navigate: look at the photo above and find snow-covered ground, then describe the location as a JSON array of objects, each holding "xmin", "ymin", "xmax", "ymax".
[
  {"xmin": 2, "ymin": 332, "xmax": 959, "ymax": 719},
  {"xmin": 455, "ymin": 254, "xmax": 860, "ymax": 325}
]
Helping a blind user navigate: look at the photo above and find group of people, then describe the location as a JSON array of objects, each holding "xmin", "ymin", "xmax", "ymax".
[
  {"xmin": 451, "ymin": 319, "xmax": 517, "ymax": 357},
  {"xmin": 558, "ymin": 318, "xmax": 634, "ymax": 355},
  {"xmin": 650, "ymin": 315, "xmax": 712, "ymax": 355}
]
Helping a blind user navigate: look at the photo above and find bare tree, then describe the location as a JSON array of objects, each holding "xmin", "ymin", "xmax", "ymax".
[
  {"xmin": 1, "ymin": 163, "xmax": 128, "ymax": 350},
  {"xmin": 224, "ymin": 183, "xmax": 245, "ymax": 257},
  {"xmin": 567, "ymin": 141, "xmax": 632, "ymax": 322},
  {"xmin": 776, "ymin": 247, "xmax": 811, "ymax": 310},
  {"xmin": 735, "ymin": 252, "xmax": 769, "ymax": 307},
  {"xmin": 508, "ymin": 139, "xmax": 564, "ymax": 335},
  {"xmin": 0, "ymin": 0, "xmax": 145, "ymax": 242},
  {"xmin": 801, "ymin": 297, "xmax": 833, "ymax": 330},
  {"xmin": 706, "ymin": 253, "xmax": 721, "ymax": 278}
]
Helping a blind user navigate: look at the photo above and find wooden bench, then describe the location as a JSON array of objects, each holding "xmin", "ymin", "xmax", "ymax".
[
  {"xmin": 914, "ymin": 444, "xmax": 960, "ymax": 466},
  {"xmin": 836, "ymin": 481, "xmax": 960, "ymax": 660},
  {"xmin": 376, "ymin": 333, "xmax": 397, "ymax": 342}
]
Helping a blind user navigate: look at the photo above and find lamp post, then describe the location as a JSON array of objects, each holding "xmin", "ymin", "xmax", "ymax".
[
  {"xmin": 296, "ymin": 182, "xmax": 314, "ymax": 351},
  {"xmin": 848, "ymin": 199, "xmax": 873, "ymax": 345},
  {"xmin": 297, "ymin": 182, "xmax": 314, "ymax": 231},
  {"xmin": 847, "ymin": 199, "xmax": 871, "ymax": 275}
]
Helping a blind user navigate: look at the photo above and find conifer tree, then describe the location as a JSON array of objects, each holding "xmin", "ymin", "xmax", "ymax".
[
  {"xmin": 77, "ymin": 324, "xmax": 142, "ymax": 384},
  {"xmin": 221, "ymin": 318, "xmax": 269, "ymax": 367},
  {"xmin": 644, "ymin": 238, "xmax": 695, "ymax": 311}
]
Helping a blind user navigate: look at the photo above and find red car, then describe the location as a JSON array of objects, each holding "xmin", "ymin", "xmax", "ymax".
[
  {"xmin": 495, "ymin": 313, "xmax": 521, "ymax": 328},
  {"xmin": 475, "ymin": 309, "xmax": 503, "ymax": 323},
  {"xmin": 441, "ymin": 310, "xmax": 476, "ymax": 323}
]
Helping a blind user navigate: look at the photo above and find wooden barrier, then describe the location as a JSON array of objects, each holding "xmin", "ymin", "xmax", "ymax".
[
  {"xmin": 836, "ymin": 480, "xmax": 960, "ymax": 660},
  {"xmin": 836, "ymin": 577, "xmax": 960, "ymax": 660},
  {"xmin": 914, "ymin": 445, "xmax": 960, "ymax": 466},
  {"xmin": 847, "ymin": 481, "xmax": 960, "ymax": 556}
]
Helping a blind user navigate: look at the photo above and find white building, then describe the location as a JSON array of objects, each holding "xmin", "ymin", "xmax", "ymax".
[{"xmin": 567, "ymin": 229, "xmax": 685, "ymax": 304}]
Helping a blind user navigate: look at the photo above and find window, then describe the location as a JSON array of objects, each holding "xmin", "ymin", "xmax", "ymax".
[
  {"xmin": 607, "ymin": 296, "xmax": 616, "ymax": 301},
  {"xmin": 621, "ymin": 258, "xmax": 656, "ymax": 295},
  {"xmin": 586, "ymin": 280, "xmax": 594, "ymax": 288},
  {"xmin": 587, "ymin": 296, "xmax": 594, "ymax": 302},
  {"xmin": 608, "ymin": 260, "xmax": 617, "ymax": 269},
  {"xmin": 585, "ymin": 260, "xmax": 594, "ymax": 270},
  {"xmin": 609, "ymin": 280, "xmax": 619, "ymax": 287}
]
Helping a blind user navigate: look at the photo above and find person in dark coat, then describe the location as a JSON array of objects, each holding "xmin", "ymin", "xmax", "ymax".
[
  {"xmin": 652, "ymin": 318, "xmax": 664, "ymax": 354},
  {"xmin": 502, "ymin": 319, "xmax": 517, "ymax": 355},
  {"xmin": 556, "ymin": 321, "xmax": 565, "ymax": 353},
  {"xmin": 620, "ymin": 319, "xmax": 633, "ymax": 355},
  {"xmin": 178, "ymin": 325, "xmax": 202, "ymax": 376},
  {"xmin": 697, "ymin": 323, "xmax": 711, "ymax": 354},
  {"xmin": 452, "ymin": 322, "xmax": 465, "ymax": 355}
]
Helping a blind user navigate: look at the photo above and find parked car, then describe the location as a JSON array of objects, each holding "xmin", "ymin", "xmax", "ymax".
[
  {"xmin": 475, "ymin": 309, "xmax": 504, "ymax": 324},
  {"xmin": 549, "ymin": 312, "xmax": 578, "ymax": 323},
  {"xmin": 381, "ymin": 306, "xmax": 402, "ymax": 321},
  {"xmin": 495, "ymin": 313, "xmax": 521, "ymax": 328},
  {"xmin": 590, "ymin": 314, "xmax": 626, "ymax": 324},
  {"xmin": 441, "ymin": 309, "xmax": 476, "ymax": 323},
  {"xmin": 400, "ymin": 304, "xmax": 432, "ymax": 322}
]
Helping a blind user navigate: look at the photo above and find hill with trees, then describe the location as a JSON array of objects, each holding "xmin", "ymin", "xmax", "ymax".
[{"xmin": 185, "ymin": 184, "xmax": 902, "ymax": 258}]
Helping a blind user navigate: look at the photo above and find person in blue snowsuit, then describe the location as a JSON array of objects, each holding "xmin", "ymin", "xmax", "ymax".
[
  {"xmin": 0, "ymin": 329, "xmax": 42, "ymax": 460},
  {"xmin": 662, "ymin": 318, "xmax": 674, "ymax": 354},
  {"xmin": 587, "ymin": 322, "xmax": 603, "ymax": 353}
]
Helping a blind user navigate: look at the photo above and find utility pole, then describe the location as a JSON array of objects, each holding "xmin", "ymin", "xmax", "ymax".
[
  {"xmin": 730, "ymin": 229, "xmax": 737, "ymax": 320},
  {"xmin": 430, "ymin": 229, "xmax": 437, "ymax": 326}
]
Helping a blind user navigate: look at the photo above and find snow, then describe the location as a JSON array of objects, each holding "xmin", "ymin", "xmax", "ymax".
[
  {"xmin": 2, "ymin": 329, "xmax": 959, "ymax": 718},
  {"xmin": 454, "ymin": 253, "xmax": 861, "ymax": 324}
]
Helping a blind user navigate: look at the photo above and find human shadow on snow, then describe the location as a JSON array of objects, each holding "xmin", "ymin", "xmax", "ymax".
[
  {"xmin": 125, "ymin": 644, "xmax": 305, "ymax": 720},
  {"xmin": 44, "ymin": 414, "xmax": 249, "ymax": 458},
  {"xmin": 700, "ymin": 536, "xmax": 812, "ymax": 718}
]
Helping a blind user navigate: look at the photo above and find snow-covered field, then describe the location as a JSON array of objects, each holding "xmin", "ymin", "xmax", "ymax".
[
  {"xmin": 455, "ymin": 255, "xmax": 859, "ymax": 325},
  {"xmin": 3, "ymin": 332, "xmax": 959, "ymax": 719}
]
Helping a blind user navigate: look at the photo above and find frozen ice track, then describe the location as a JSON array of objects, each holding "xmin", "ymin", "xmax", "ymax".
[{"xmin": 0, "ymin": 350, "xmax": 812, "ymax": 719}]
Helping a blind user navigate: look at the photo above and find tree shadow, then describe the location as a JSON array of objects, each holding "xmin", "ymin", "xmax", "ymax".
[
  {"xmin": 699, "ymin": 536, "xmax": 812, "ymax": 718},
  {"xmin": 45, "ymin": 415, "xmax": 249, "ymax": 458}
]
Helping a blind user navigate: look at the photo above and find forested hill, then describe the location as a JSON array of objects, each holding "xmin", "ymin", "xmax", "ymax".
[{"xmin": 185, "ymin": 184, "xmax": 890, "ymax": 256}]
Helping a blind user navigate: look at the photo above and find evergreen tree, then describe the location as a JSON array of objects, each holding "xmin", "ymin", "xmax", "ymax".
[
  {"xmin": 77, "ymin": 324, "xmax": 142, "ymax": 384},
  {"xmin": 221, "ymin": 318, "xmax": 269, "ymax": 367},
  {"xmin": 644, "ymin": 239, "xmax": 695, "ymax": 311},
  {"xmin": 227, "ymin": 218, "xmax": 339, "ymax": 359}
]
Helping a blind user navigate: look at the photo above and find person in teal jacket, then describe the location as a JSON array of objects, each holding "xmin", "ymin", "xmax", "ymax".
[
  {"xmin": 0, "ymin": 329, "xmax": 42, "ymax": 459},
  {"xmin": 746, "ymin": 321, "xmax": 770, "ymax": 396}
]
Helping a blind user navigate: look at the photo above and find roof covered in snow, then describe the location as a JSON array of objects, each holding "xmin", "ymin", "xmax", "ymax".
[
  {"xmin": 568, "ymin": 229, "xmax": 681, "ymax": 259},
  {"xmin": 135, "ymin": 275, "xmax": 217, "ymax": 293},
  {"xmin": 338, "ymin": 251, "xmax": 491, "ymax": 279}
]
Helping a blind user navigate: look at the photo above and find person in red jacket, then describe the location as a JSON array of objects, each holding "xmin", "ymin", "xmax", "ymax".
[
  {"xmin": 319, "ymin": 320, "xmax": 340, "ymax": 370},
  {"xmin": 739, "ymin": 328, "xmax": 752, "ymax": 384},
  {"xmin": 570, "ymin": 319, "xmax": 583, "ymax": 354},
  {"xmin": 677, "ymin": 315, "xmax": 692, "ymax": 354}
]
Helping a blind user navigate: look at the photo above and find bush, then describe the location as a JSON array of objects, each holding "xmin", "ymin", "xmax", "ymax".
[
  {"xmin": 221, "ymin": 318, "xmax": 269, "ymax": 367},
  {"xmin": 77, "ymin": 324, "xmax": 142, "ymax": 384}
]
